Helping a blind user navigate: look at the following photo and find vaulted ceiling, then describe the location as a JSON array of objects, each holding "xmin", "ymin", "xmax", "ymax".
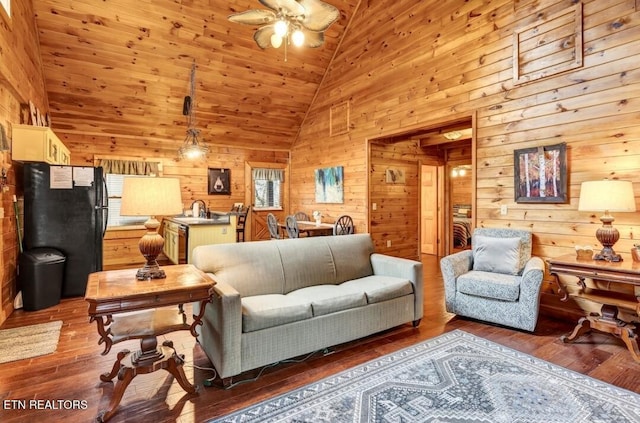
[{"xmin": 33, "ymin": 0, "xmax": 360, "ymax": 151}]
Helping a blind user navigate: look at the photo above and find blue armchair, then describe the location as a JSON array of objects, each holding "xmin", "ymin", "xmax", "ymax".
[{"xmin": 440, "ymin": 228, "xmax": 545, "ymax": 332}]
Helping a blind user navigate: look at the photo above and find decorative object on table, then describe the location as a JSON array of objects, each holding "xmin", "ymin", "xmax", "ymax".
[
  {"xmin": 178, "ymin": 61, "xmax": 208, "ymax": 160},
  {"xmin": 120, "ymin": 177, "xmax": 183, "ymax": 280},
  {"xmin": 208, "ymin": 168, "xmax": 231, "ymax": 195},
  {"xmin": 208, "ymin": 330, "xmax": 640, "ymax": 423},
  {"xmin": 315, "ymin": 166, "xmax": 343, "ymax": 203},
  {"xmin": 578, "ymin": 179, "xmax": 636, "ymax": 262},
  {"xmin": 0, "ymin": 320, "xmax": 62, "ymax": 364},
  {"xmin": 514, "ymin": 142, "xmax": 567, "ymax": 203},
  {"xmin": 312, "ymin": 210, "xmax": 322, "ymax": 225},
  {"xmin": 385, "ymin": 168, "xmax": 405, "ymax": 183},
  {"xmin": 632, "ymin": 244, "xmax": 640, "ymax": 262},
  {"xmin": 575, "ymin": 245, "xmax": 594, "ymax": 260},
  {"xmin": 228, "ymin": 0, "xmax": 340, "ymax": 62}
]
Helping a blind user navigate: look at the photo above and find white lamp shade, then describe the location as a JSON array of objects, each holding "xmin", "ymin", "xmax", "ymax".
[
  {"xmin": 120, "ymin": 177, "xmax": 183, "ymax": 216},
  {"xmin": 578, "ymin": 180, "xmax": 636, "ymax": 212}
]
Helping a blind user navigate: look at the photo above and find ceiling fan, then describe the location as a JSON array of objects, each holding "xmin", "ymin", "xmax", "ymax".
[{"xmin": 228, "ymin": 0, "xmax": 340, "ymax": 54}]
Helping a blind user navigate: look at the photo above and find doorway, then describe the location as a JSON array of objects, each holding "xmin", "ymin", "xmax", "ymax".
[{"xmin": 417, "ymin": 118, "xmax": 475, "ymax": 257}]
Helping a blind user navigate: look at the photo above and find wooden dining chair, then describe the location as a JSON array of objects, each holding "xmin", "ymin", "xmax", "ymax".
[
  {"xmin": 333, "ymin": 215, "xmax": 354, "ymax": 235},
  {"xmin": 235, "ymin": 206, "xmax": 250, "ymax": 242},
  {"xmin": 267, "ymin": 213, "xmax": 281, "ymax": 239},
  {"xmin": 294, "ymin": 211, "xmax": 310, "ymax": 222},
  {"xmin": 285, "ymin": 215, "xmax": 300, "ymax": 239}
]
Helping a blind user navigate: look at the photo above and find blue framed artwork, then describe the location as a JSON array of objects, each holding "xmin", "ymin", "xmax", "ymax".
[{"xmin": 315, "ymin": 166, "xmax": 343, "ymax": 203}]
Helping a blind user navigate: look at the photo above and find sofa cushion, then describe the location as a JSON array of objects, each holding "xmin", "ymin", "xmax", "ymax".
[
  {"xmin": 276, "ymin": 237, "xmax": 338, "ymax": 293},
  {"xmin": 192, "ymin": 241, "xmax": 286, "ymax": 297},
  {"xmin": 286, "ymin": 285, "xmax": 367, "ymax": 317},
  {"xmin": 324, "ymin": 234, "xmax": 374, "ymax": 283},
  {"xmin": 241, "ymin": 294, "xmax": 312, "ymax": 333},
  {"xmin": 457, "ymin": 270, "xmax": 520, "ymax": 302},
  {"xmin": 340, "ymin": 275, "xmax": 413, "ymax": 304},
  {"xmin": 472, "ymin": 236, "xmax": 522, "ymax": 276}
]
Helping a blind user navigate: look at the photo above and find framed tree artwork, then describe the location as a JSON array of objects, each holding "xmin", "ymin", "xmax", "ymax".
[
  {"xmin": 208, "ymin": 168, "xmax": 231, "ymax": 195},
  {"xmin": 514, "ymin": 143, "xmax": 567, "ymax": 203}
]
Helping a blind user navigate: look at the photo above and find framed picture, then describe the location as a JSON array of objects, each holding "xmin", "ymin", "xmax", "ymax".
[
  {"xmin": 385, "ymin": 168, "xmax": 405, "ymax": 184},
  {"xmin": 208, "ymin": 168, "xmax": 231, "ymax": 195},
  {"xmin": 514, "ymin": 143, "xmax": 567, "ymax": 203},
  {"xmin": 315, "ymin": 166, "xmax": 344, "ymax": 203}
]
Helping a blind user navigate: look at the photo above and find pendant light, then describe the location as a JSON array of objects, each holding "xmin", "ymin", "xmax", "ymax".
[{"xmin": 178, "ymin": 61, "xmax": 208, "ymax": 160}]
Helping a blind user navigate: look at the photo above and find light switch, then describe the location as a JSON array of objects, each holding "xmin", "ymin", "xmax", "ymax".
[
  {"xmin": 372, "ymin": 203, "xmax": 377, "ymax": 211},
  {"xmin": 500, "ymin": 205, "xmax": 508, "ymax": 215}
]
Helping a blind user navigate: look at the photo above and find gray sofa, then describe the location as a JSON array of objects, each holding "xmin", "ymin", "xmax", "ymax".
[
  {"xmin": 192, "ymin": 234, "xmax": 423, "ymax": 385},
  {"xmin": 440, "ymin": 228, "xmax": 545, "ymax": 332}
]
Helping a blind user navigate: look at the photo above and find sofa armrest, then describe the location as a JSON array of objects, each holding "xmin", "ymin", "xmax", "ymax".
[
  {"xmin": 370, "ymin": 253, "xmax": 423, "ymax": 322},
  {"xmin": 439, "ymin": 250, "xmax": 473, "ymax": 312},
  {"xmin": 193, "ymin": 276, "xmax": 243, "ymax": 379}
]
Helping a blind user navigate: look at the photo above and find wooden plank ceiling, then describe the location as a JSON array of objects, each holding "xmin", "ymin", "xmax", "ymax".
[{"xmin": 32, "ymin": 0, "xmax": 359, "ymax": 151}]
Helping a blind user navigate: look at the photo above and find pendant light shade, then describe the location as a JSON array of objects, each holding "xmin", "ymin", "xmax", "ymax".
[{"xmin": 178, "ymin": 62, "xmax": 208, "ymax": 160}]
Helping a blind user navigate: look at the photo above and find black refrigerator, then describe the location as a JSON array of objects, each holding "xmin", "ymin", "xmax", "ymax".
[{"xmin": 23, "ymin": 163, "xmax": 108, "ymax": 297}]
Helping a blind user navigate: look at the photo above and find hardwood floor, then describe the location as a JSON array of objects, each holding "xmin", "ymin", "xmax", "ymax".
[{"xmin": 1, "ymin": 255, "xmax": 639, "ymax": 422}]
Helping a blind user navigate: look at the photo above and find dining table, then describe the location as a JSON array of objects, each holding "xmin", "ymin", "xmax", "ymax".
[{"xmin": 279, "ymin": 220, "xmax": 334, "ymax": 237}]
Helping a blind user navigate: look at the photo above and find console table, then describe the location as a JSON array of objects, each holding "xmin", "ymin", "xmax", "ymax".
[
  {"xmin": 85, "ymin": 264, "xmax": 215, "ymax": 422},
  {"xmin": 547, "ymin": 254, "xmax": 640, "ymax": 362}
]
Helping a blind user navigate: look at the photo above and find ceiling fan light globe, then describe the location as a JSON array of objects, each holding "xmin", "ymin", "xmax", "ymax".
[
  {"xmin": 291, "ymin": 29, "xmax": 305, "ymax": 47},
  {"xmin": 274, "ymin": 20, "xmax": 288, "ymax": 37},
  {"xmin": 270, "ymin": 34, "xmax": 283, "ymax": 48}
]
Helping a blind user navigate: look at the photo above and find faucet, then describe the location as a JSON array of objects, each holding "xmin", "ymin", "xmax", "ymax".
[{"xmin": 191, "ymin": 200, "xmax": 207, "ymax": 218}]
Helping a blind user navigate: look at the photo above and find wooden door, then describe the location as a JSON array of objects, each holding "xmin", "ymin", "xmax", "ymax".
[
  {"xmin": 245, "ymin": 161, "xmax": 289, "ymax": 241},
  {"xmin": 420, "ymin": 165, "xmax": 438, "ymax": 255}
]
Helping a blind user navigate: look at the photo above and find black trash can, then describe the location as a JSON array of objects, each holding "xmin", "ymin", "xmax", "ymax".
[{"xmin": 19, "ymin": 248, "xmax": 66, "ymax": 311}]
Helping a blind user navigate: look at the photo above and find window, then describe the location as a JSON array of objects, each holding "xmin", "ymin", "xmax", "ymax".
[
  {"xmin": 105, "ymin": 174, "xmax": 150, "ymax": 227},
  {"xmin": 253, "ymin": 168, "xmax": 283, "ymax": 209}
]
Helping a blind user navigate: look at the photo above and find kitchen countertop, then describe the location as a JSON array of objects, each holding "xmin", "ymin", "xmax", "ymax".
[{"xmin": 168, "ymin": 212, "xmax": 232, "ymax": 226}]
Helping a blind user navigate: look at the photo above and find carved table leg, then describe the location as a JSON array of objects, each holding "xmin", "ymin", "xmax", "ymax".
[
  {"xmin": 98, "ymin": 366, "xmax": 136, "ymax": 422},
  {"xmin": 166, "ymin": 353, "xmax": 198, "ymax": 394},
  {"xmin": 100, "ymin": 349, "xmax": 130, "ymax": 382},
  {"xmin": 561, "ymin": 316, "xmax": 592, "ymax": 343},
  {"xmin": 620, "ymin": 326, "xmax": 640, "ymax": 363}
]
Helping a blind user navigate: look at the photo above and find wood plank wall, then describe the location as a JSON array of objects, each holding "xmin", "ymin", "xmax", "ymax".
[
  {"xmin": 369, "ymin": 140, "xmax": 441, "ymax": 259},
  {"xmin": 291, "ymin": 0, "xmax": 640, "ymax": 319},
  {"xmin": 0, "ymin": 1, "xmax": 49, "ymax": 325}
]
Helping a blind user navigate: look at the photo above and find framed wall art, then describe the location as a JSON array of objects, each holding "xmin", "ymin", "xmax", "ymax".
[
  {"xmin": 514, "ymin": 143, "xmax": 567, "ymax": 203},
  {"xmin": 208, "ymin": 168, "xmax": 231, "ymax": 195},
  {"xmin": 315, "ymin": 166, "xmax": 343, "ymax": 203}
]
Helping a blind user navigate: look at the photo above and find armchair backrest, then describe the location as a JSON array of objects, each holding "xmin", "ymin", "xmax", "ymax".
[{"xmin": 472, "ymin": 228, "xmax": 532, "ymax": 274}]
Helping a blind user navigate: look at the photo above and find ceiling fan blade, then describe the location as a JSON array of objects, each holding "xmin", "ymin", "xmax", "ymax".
[
  {"xmin": 228, "ymin": 9, "xmax": 276, "ymax": 25},
  {"xmin": 303, "ymin": 30, "xmax": 325, "ymax": 48},
  {"xmin": 259, "ymin": 0, "xmax": 305, "ymax": 15},
  {"xmin": 298, "ymin": 0, "xmax": 340, "ymax": 32},
  {"xmin": 254, "ymin": 25, "xmax": 277, "ymax": 49}
]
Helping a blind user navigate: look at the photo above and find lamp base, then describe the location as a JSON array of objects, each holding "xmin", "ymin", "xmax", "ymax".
[
  {"xmin": 594, "ymin": 213, "xmax": 623, "ymax": 262},
  {"xmin": 135, "ymin": 266, "xmax": 166, "ymax": 281},
  {"xmin": 136, "ymin": 216, "xmax": 167, "ymax": 281},
  {"xmin": 593, "ymin": 249, "xmax": 623, "ymax": 262}
]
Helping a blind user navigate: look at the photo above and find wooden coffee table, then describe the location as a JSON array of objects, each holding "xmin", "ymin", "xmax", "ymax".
[{"xmin": 85, "ymin": 264, "xmax": 215, "ymax": 422}]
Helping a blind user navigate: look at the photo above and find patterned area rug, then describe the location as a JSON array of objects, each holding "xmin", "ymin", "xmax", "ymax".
[
  {"xmin": 0, "ymin": 321, "xmax": 62, "ymax": 364},
  {"xmin": 210, "ymin": 330, "xmax": 640, "ymax": 423}
]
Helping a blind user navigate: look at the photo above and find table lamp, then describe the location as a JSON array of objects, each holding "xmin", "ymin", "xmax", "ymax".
[
  {"xmin": 578, "ymin": 180, "xmax": 636, "ymax": 262},
  {"xmin": 120, "ymin": 177, "xmax": 183, "ymax": 279}
]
